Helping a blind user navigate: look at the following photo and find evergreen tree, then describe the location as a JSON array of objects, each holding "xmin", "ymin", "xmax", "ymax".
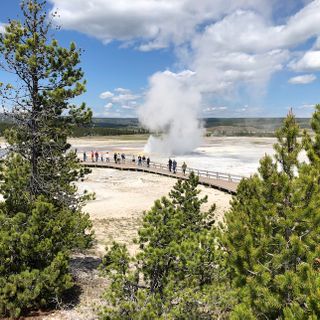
[
  {"xmin": 0, "ymin": 1, "xmax": 93, "ymax": 317},
  {"xmin": 100, "ymin": 173, "xmax": 233, "ymax": 319},
  {"xmin": 0, "ymin": 0, "xmax": 92, "ymax": 207},
  {"xmin": 222, "ymin": 110, "xmax": 320, "ymax": 319}
]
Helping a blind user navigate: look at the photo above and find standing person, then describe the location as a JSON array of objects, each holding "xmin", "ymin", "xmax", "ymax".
[
  {"xmin": 114, "ymin": 152, "xmax": 117, "ymax": 163},
  {"xmin": 182, "ymin": 161, "xmax": 187, "ymax": 175},
  {"xmin": 95, "ymin": 151, "xmax": 99, "ymax": 162},
  {"xmin": 172, "ymin": 159, "xmax": 177, "ymax": 174},
  {"xmin": 121, "ymin": 153, "xmax": 125, "ymax": 163},
  {"xmin": 106, "ymin": 152, "xmax": 110, "ymax": 162},
  {"xmin": 117, "ymin": 153, "xmax": 121, "ymax": 164},
  {"xmin": 168, "ymin": 158, "xmax": 172, "ymax": 172},
  {"xmin": 142, "ymin": 155, "xmax": 146, "ymax": 165},
  {"xmin": 83, "ymin": 151, "xmax": 87, "ymax": 162},
  {"xmin": 100, "ymin": 153, "xmax": 104, "ymax": 162},
  {"xmin": 132, "ymin": 155, "xmax": 136, "ymax": 163},
  {"xmin": 91, "ymin": 150, "xmax": 94, "ymax": 162},
  {"xmin": 147, "ymin": 157, "xmax": 150, "ymax": 167}
]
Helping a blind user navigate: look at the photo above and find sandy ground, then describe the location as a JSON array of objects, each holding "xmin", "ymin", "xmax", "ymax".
[
  {"xmin": 80, "ymin": 168, "xmax": 232, "ymax": 255},
  {"xmin": 44, "ymin": 168, "xmax": 232, "ymax": 320}
]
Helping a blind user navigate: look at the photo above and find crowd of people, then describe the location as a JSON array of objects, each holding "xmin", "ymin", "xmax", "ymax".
[
  {"xmin": 81, "ymin": 151, "xmax": 188, "ymax": 175},
  {"xmin": 82, "ymin": 151, "xmax": 151, "ymax": 167}
]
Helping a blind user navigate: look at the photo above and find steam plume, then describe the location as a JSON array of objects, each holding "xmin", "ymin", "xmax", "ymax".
[{"xmin": 138, "ymin": 70, "xmax": 204, "ymax": 155}]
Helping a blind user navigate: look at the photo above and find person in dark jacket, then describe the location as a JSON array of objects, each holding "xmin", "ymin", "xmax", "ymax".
[
  {"xmin": 172, "ymin": 159, "xmax": 177, "ymax": 174},
  {"xmin": 168, "ymin": 158, "xmax": 172, "ymax": 172}
]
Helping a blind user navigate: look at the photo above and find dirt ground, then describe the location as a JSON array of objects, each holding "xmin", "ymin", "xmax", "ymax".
[{"xmin": 37, "ymin": 168, "xmax": 232, "ymax": 320}]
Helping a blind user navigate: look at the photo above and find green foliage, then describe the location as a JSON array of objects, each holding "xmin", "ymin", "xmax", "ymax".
[
  {"xmin": 0, "ymin": 1, "xmax": 93, "ymax": 317},
  {"xmin": 0, "ymin": 0, "xmax": 92, "ymax": 203},
  {"xmin": 100, "ymin": 173, "xmax": 234, "ymax": 319},
  {"xmin": 222, "ymin": 109, "xmax": 320, "ymax": 319}
]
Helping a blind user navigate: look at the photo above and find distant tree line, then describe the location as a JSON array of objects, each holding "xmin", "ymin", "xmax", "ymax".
[{"xmin": 71, "ymin": 125, "xmax": 149, "ymax": 137}]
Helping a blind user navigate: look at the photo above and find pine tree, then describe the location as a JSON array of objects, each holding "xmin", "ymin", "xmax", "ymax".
[
  {"xmin": 0, "ymin": 1, "xmax": 93, "ymax": 317},
  {"xmin": 100, "ymin": 173, "xmax": 233, "ymax": 319},
  {"xmin": 222, "ymin": 110, "xmax": 320, "ymax": 319},
  {"xmin": 0, "ymin": 0, "xmax": 92, "ymax": 208}
]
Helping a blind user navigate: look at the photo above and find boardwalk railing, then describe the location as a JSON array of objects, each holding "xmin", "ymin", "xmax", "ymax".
[
  {"xmin": 149, "ymin": 162, "xmax": 244, "ymax": 183},
  {"xmin": 85, "ymin": 158, "xmax": 245, "ymax": 184},
  {"xmin": 0, "ymin": 148, "xmax": 244, "ymax": 184},
  {"xmin": 83, "ymin": 159, "xmax": 243, "ymax": 194}
]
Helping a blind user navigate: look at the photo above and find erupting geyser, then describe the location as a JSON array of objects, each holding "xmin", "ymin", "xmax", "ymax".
[{"xmin": 138, "ymin": 70, "xmax": 204, "ymax": 155}]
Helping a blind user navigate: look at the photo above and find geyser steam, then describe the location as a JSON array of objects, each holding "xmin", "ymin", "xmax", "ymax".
[{"xmin": 138, "ymin": 70, "xmax": 203, "ymax": 155}]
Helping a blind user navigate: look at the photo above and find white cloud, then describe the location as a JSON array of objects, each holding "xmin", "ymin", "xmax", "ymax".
[
  {"xmin": 289, "ymin": 51, "xmax": 320, "ymax": 71},
  {"xmin": 112, "ymin": 93, "xmax": 140, "ymax": 103},
  {"xmin": 50, "ymin": 0, "xmax": 273, "ymax": 49},
  {"xmin": 114, "ymin": 87, "xmax": 131, "ymax": 93},
  {"xmin": 187, "ymin": 1, "xmax": 320, "ymax": 95},
  {"xmin": 203, "ymin": 106, "xmax": 227, "ymax": 113},
  {"xmin": 99, "ymin": 91, "xmax": 114, "ymax": 99},
  {"xmin": 288, "ymin": 74, "xmax": 316, "ymax": 84},
  {"xmin": 298, "ymin": 103, "xmax": 315, "ymax": 109},
  {"xmin": 99, "ymin": 87, "xmax": 141, "ymax": 116},
  {"xmin": 121, "ymin": 105, "xmax": 135, "ymax": 110},
  {"xmin": 104, "ymin": 102, "xmax": 113, "ymax": 109}
]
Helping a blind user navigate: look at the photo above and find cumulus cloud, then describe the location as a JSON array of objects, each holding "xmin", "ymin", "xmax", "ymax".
[
  {"xmin": 98, "ymin": 87, "xmax": 141, "ymax": 116},
  {"xmin": 99, "ymin": 91, "xmax": 114, "ymax": 99},
  {"xmin": 289, "ymin": 51, "xmax": 320, "ymax": 72},
  {"xmin": 49, "ymin": 0, "xmax": 270, "ymax": 48},
  {"xmin": 288, "ymin": 74, "xmax": 316, "ymax": 84},
  {"xmin": 187, "ymin": 2, "xmax": 320, "ymax": 95},
  {"xmin": 112, "ymin": 93, "xmax": 140, "ymax": 104},
  {"xmin": 104, "ymin": 102, "xmax": 113, "ymax": 109},
  {"xmin": 114, "ymin": 87, "xmax": 131, "ymax": 93}
]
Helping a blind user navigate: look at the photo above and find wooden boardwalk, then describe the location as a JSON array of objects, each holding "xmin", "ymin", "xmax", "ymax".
[{"xmin": 83, "ymin": 161, "xmax": 243, "ymax": 194}]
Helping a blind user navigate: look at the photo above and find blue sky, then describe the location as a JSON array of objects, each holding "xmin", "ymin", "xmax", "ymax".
[{"xmin": 1, "ymin": 0, "xmax": 320, "ymax": 118}]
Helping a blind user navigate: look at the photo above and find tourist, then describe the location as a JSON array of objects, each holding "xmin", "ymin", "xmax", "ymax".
[
  {"xmin": 114, "ymin": 152, "xmax": 117, "ymax": 163},
  {"xmin": 172, "ymin": 159, "xmax": 177, "ymax": 174},
  {"xmin": 138, "ymin": 155, "xmax": 142, "ymax": 166},
  {"xmin": 182, "ymin": 161, "xmax": 187, "ymax": 175},
  {"xmin": 106, "ymin": 152, "xmax": 110, "ymax": 162},
  {"xmin": 168, "ymin": 158, "xmax": 172, "ymax": 172},
  {"xmin": 147, "ymin": 157, "xmax": 150, "ymax": 167},
  {"xmin": 142, "ymin": 155, "xmax": 146, "ymax": 165},
  {"xmin": 132, "ymin": 155, "xmax": 136, "ymax": 163},
  {"xmin": 117, "ymin": 153, "xmax": 121, "ymax": 164},
  {"xmin": 91, "ymin": 151, "xmax": 94, "ymax": 162},
  {"xmin": 121, "ymin": 153, "xmax": 126, "ymax": 163},
  {"xmin": 83, "ymin": 151, "xmax": 87, "ymax": 162},
  {"xmin": 100, "ymin": 153, "xmax": 104, "ymax": 162},
  {"xmin": 95, "ymin": 151, "xmax": 99, "ymax": 162}
]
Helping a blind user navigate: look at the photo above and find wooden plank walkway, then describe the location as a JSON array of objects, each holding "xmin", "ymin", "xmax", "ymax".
[{"xmin": 83, "ymin": 161, "xmax": 241, "ymax": 194}]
